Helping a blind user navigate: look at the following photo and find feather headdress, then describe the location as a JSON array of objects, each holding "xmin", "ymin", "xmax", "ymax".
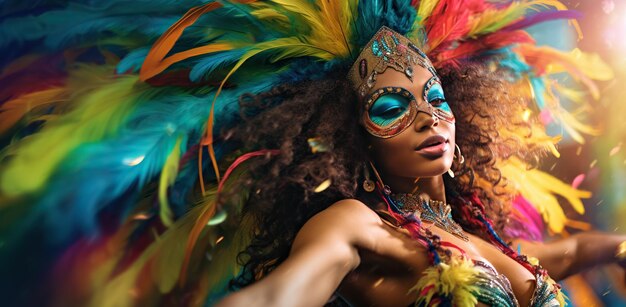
[{"xmin": 0, "ymin": 0, "xmax": 611, "ymax": 305}]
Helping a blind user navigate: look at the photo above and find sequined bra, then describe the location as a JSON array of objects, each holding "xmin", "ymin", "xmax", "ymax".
[
  {"xmin": 471, "ymin": 260, "xmax": 562, "ymax": 307},
  {"xmin": 375, "ymin": 210, "xmax": 565, "ymax": 307},
  {"xmin": 412, "ymin": 258, "xmax": 564, "ymax": 307}
]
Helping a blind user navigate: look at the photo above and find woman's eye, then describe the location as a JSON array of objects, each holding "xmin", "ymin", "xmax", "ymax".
[
  {"xmin": 379, "ymin": 106, "xmax": 405, "ymax": 117},
  {"xmin": 429, "ymin": 98, "xmax": 445, "ymax": 107},
  {"xmin": 368, "ymin": 93, "xmax": 411, "ymax": 126},
  {"xmin": 431, "ymin": 99, "xmax": 453, "ymax": 114}
]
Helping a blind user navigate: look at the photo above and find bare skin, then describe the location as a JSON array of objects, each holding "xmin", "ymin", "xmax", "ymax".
[{"xmin": 216, "ymin": 65, "xmax": 626, "ymax": 306}]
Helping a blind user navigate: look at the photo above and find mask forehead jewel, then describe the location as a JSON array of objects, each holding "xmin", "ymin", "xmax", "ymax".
[{"xmin": 347, "ymin": 26, "xmax": 436, "ymax": 99}]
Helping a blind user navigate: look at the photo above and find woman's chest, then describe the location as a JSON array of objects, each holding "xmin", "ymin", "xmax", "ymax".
[{"xmin": 339, "ymin": 222, "xmax": 537, "ymax": 306}]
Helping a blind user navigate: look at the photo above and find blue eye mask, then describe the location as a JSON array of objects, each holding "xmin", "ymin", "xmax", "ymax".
[
  {"xmin": 363, "ymin": 77, "xmax": 455, "ymax": 138},
  {"xmin": 369, "ymin": 93, "xmax": 410, "ymax": 126},
  {"xmin": 424, "ymin": 79, "xmax": 454, "ymax": 118}
]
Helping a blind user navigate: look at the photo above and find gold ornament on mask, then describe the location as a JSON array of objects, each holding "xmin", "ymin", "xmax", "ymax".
[{"xmin": 347, "ymin": 26, "xmax": 436, "ymax": 99}]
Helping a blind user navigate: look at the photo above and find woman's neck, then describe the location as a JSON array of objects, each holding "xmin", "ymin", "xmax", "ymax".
[{"xmin": 383, "ymin": 174, "xmax": 447, "ymax": 203}]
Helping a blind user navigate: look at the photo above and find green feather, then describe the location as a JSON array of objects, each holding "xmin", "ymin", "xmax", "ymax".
[
  {"xmin": 0, "ymin": 74, "xmax": 144, "ymax": 197},
  {"xmin": 158, "ymin": 135, "xmax": 184, "ymax": 227}
]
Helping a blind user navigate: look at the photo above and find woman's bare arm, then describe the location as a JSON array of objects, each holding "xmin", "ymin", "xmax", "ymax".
[
  {"xmin": 215, "ymin": 199, "xmax": 379, "ymax": 307},
  {"xmin": 513, "ymin": 232, "xmax": 626, "ymax": 281}
]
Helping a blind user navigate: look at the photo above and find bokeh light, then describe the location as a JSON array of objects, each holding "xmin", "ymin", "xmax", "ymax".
[{"xmin": 548, "ymin": 1, "xmax": 626, "ymax": 306}]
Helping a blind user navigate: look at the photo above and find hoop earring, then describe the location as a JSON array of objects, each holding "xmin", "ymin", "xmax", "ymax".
[
  {"xmin": 448, "ymin": 144, "xmax": 465, "ymax": 178},
  {"xmin": 454, "ymin": 144, "xmax": 465, "ymax": 164},
  {"xmin": 447, "ymin": 168, "xmax": 455, "ymax": 178}
]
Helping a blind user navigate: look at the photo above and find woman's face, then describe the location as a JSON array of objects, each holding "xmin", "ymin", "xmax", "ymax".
[{"xmin": 363, "ymin": 64, "xmax": 456, "ymax": 180}]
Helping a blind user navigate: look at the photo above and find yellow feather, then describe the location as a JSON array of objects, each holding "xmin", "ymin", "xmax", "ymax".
[
  {"xmin": 88, "ymin": 200, "xmax": 217, "ymax": 306},
  {"xmin": 152, "ymin": 203, "xmax": 207, "ymax": 293},
  {"xmin": 416, "ymin": 0, "xmax": 440, "ymax": 25},
  {"xmin": 87, "ymin": 212, "xmax": 200, "ymax": 307},
  {"xmin": 561, "ymin": 48, "xmax": 614, "ymax": 81},
  {"xmin": 500, "ymin": 157, "xmax": 590, "ymax": 233},
  {"xmin": 250, "ymin": 7, "xmax": 290, "ymax": 29},
  {"xmin": 518, "ymin": 45, "xmax": 613, "ymax": 100},
  {"xmin": 553, "ymin": 83, "xmax": 586, "ymax": 105},
  {"xmin": 266, "ymin": 0, "xmax": 351, "ymax": 58},
  {"xmin": 468, "ymin": 3, "xmax": 526, "ymax": 37},
  {"xmin": 158, "ymin": 136, "xmax": 183, "ymax": 227},
  {"xmin": 89, "ymin": 242, "xmax": 156, "ymax": 307},
  {"xmin": 0, "ymin": 88, "xmax": 67, "ymax": 134},
  {"xmin": 1, "ymin": 74, "xmax": 141, "ymax": 198},
  {"xmin": 412, "ymin": 256, "xmax": 480, "ymax": 306}
]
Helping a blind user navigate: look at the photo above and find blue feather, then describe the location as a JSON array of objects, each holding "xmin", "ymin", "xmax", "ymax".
[
  {"xmin": 0, "ymin": 0, "xmax": 206, "ymax": 50},
  {"xmin": 189, "ymin": 48, "xmax": 249, "ymax": 82},
  {"xmin": 493, "ymin": 47, "xmax": 532, "ymax": 78},
  {"xmin": 9, "ymin": 75, "xmax": 280, "ymax": 243},
  {"xmin": 117, "ymin": 47, "xmax": 150, "ymax": 74},
  {"xmin": 354, "ymin": 0, "xmax": 416, "ymax": 47}
]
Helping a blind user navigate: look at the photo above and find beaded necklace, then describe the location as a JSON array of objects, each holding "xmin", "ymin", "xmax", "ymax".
[{"xmin": 391, "ymin": 193, "xmax": 469, "ymax": 242}]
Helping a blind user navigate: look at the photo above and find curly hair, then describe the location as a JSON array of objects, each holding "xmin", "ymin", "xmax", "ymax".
[{"xmin": 226, "ymin": 63, "xmax": 546, "ymax": 288}]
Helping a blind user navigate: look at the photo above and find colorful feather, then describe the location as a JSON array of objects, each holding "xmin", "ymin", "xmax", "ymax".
[
  {"xmin": 411, "ymin": 256, "xmax": 480, "ymax": 306},
  {"xmin": 1, "ymin": 72, "xmax": 141, "ymax": 197},
  {"xmin": 0, "ymin": 1, "xmax": 613, "ymax": 306},
  {"xmin": 500, "ymin": 157, "xmax": 590, "ymax": 233},
  {"xmin": 158, "ymin": 136, "xmax": 185, "ymax": 227}
]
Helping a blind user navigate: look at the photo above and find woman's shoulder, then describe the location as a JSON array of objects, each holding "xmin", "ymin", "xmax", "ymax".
[
  {"xmin": 314, "ymin": 198, "xmax": 382, "ymax": 227},
  {"xmin": 294, "ymin": 199, "xmax": 387, "ymax": 251}
]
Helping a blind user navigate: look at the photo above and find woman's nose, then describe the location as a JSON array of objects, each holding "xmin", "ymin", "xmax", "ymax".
[{"xmin": 413, "ymin": 111, "xmax": 438, "ymax": 132}]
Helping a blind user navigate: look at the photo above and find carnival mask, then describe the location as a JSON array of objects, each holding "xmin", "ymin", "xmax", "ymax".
[{"xmin": 348, "ymin": 26, "xmax": 455, "ymax": 138}]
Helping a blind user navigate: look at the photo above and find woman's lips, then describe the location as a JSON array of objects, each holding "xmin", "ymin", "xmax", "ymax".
[{"xmin": 415, "ymin": 135, "xmax": 449, "ymax": 158}]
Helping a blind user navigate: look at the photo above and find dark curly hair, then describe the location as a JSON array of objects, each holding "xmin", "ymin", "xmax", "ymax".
[{"xmin": 225, "ymin": 63, "xmax": 546, "ymax": 288}]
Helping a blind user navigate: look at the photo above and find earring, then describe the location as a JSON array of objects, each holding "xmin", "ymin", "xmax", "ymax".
[
  {"xmin": 448, "ymin": 144, "xmax": 465, "ymax": 178},
  {"xmin": 454, "ymin": 144, "xmax": 465, "ymax": 164},
  {"xmin": 369, "ymin": 161, "xmax": 391, "ymax": 195},
  {"xmin": 362, "ymin": 165, "xmax": 375, "ymax": 192},
  {"xmin": 447, "ymin": 168, "xmax": 455, "ymax": 178}
]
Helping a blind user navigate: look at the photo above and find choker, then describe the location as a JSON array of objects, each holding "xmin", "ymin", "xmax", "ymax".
[{"xmin": 391, "ymin": 193, "xmax": 469, "ymax": 242}]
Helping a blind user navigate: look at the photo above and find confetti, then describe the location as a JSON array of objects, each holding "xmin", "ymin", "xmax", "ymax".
[
  {"xmin": 208, "ymin": 210, "xmax": 227, "ymax": 226},
  {"xmin": 571, "ymin": 174, "xmax": 585, "ymax": 189},
  {"xmin": 576, "ymin": 146, "xmax": 582, "ymax": 156},
  {"xmin": 373, "ymin": 278, "xmax": 384, "ymax": 288},
  {"xmin": 522, "ymin": 109, "xmax": 532, "ymax": 122},
  {"xmin": 589, "ymin": 159, "xmax": 597, "ymax": 168},
  {"xmin": 609, "ymin": 143, "xmax": 622, "ymax": 156},
  {"xmin": 123, "ymin": 155, "xmax": 145, "ymax": 166},
  {"xmin": 132, "ymin": 213, "xmax": 151, "ymax": 220},
  {"xmin": 307, "ymin": 137, "xmax": 331, "ymax": 153},
  {"xmin": 314, "ymin": 179, "xmax": 332, "ymax": 193},
  {"xmin": 216, "ymin": 236, "xmax": 225, "ymax": 244},
  {"xmin": 539, "ymin": 109, "xmax": 553, "ymax": 125}
]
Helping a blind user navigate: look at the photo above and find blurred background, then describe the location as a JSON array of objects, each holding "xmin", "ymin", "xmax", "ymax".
[{"xmin": 537, "ymin": 0, "xmax": 626, "ymax": 305}]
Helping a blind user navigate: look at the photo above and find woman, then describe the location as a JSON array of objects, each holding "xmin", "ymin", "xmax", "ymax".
[
  {"xmin": 0, "ymin": 0, "xmax": 623, "ymax": 306},
  {"xmin": 214, "ymin": 27, "xmax": 626, "ymax": 306}
]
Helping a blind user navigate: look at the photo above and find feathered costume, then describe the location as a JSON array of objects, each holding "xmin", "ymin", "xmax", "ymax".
[{"xmin": 0, "ymin": 0, "xmax": 612, "ymax": 306}]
